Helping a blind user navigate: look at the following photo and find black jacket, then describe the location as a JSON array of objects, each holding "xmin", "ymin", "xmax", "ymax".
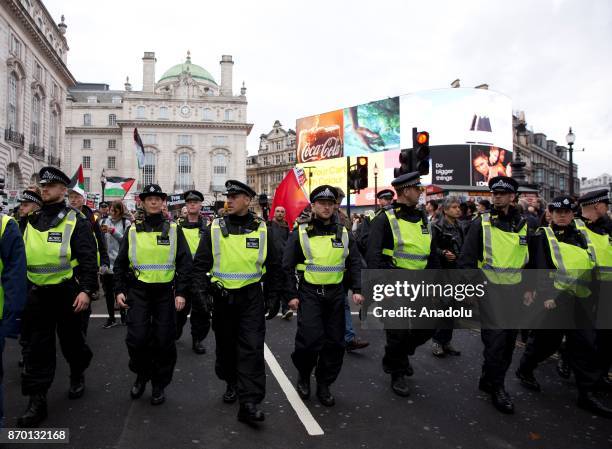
[
  {"xmin": 191, "ymin": 212, "xmax": 281, "ymax": 297},
  {"xmin": 282, "ymin": 216, "xmax": 362, "ymax": 299},
  {"xmin": 268, "ymin": 220, "xmax": 290, "ymax": 257},
  {"xmin": 20, "ymin": 201, "xmax": 99, "ymax": 293},
  {"xmin": 365, "ymin": 203, "xmax": 441, "ymax": 270},
  {"xmin": 81, "ymin": 204, "xmax": 110, "ymax": 267},
  {"xmin": 431, "ymin": 216, "xmax": 464, "ymax": 269},
  {"xmin": 113, "ymin": 213, "xmax": 192, "ymax": 297}
]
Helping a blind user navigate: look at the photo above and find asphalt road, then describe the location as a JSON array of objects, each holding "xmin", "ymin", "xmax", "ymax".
[{"xmin": 2, "ymin": 300, "xmax": 611, "ymax": 449}]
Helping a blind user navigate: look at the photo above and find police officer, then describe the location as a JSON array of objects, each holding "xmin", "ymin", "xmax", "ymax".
[
  {"xmin": 366, "ymin": 172, "xmax": 441, "ymax": 397},
  {"xmin": 18, "ymin": 167, "xmax": 98, "ymax": 427},
  {"xmin": 17, "ymin": 189, "xmax": 43, "ymax": 219},
  {"xmin": 175, "ymin": 190, "xmax": 210, "ymax": 354},
  {"xmin": 458, "ymin": 176, "xmax": 529, "ymax": 414},
  {"xmin": 515, "ymin": 195, "xmax": 612, "ymax": 418},
  {"xmin": 357, "ymin": 189, "xmax": 394, "ymax": 254},
  {"xmin": 192, "ymin": 180, "xmax": 280, "ymax": 424},
  {"xmin": 114, "ymin": 184, "xmax": 192, "ymax": 405},
  {"xmin": 283, "ymin": 185, "xmax": 364, "ymax": 406},
  {"xmin": 0, "ymin": 210, "xmax": 27, "ymax": 428}
]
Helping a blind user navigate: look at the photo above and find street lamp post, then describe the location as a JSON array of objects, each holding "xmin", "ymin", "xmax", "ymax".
[
  {"xmin": 100, "ymin": 168, "xmax": 107, "ymax": 203},
  {"xmin": 566, "ymin": 127, "xmax": 575, "ymax": 197},
  {"xmin": 374, "ymin": 163, "xmax": 379, "ymax": 210}
]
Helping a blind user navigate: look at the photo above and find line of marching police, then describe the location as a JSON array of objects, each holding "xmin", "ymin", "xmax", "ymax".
[{"xmin": 0, "ymin": 165, "xmax": 611, "ymax": 429}]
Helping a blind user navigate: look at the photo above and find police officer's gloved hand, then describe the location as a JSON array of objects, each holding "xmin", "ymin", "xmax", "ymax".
[{"xmin": 0, "ymin": 310, "xmax": 22, "ymax": 339}]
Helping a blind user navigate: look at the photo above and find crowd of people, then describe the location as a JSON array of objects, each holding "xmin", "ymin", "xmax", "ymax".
[{"xmin": 0, "ymin": 164, "xmax": 610, "ymax": 431}]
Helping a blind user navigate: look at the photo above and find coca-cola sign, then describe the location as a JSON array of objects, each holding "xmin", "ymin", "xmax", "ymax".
[{"xmin": 296, "ymin": 110, "xmax": 344, "ymax": 164}]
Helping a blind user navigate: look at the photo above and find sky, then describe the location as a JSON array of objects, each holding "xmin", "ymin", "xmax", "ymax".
[{"xmin": 45, "ymin": 0, "xmax": 612, "ymax": 179}]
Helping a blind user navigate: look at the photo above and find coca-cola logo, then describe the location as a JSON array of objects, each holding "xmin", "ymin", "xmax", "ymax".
[{"xmin": 298, "ymin": 137, "xmax": 343, "ymax": 163}]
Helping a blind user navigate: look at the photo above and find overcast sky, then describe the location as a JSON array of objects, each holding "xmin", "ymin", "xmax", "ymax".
[{"xmin": 45, "ymin": 0, "xmax": 611, "ymax": 179}]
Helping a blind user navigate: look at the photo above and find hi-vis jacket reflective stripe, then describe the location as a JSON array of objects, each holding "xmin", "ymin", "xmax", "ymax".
[
  {"xmin": 382, "ymin": 208, "xmax": 430, "ymax": 270},
  {"xmin": 296, "ymin": 223, "xmax": 349, "ymax": 285},
  {"xmin": 128, "ymin": 223, "xmax": 178, "ymax": 283},
  {"xmin": 0, "ymin": 214, "xmax": 15, "ymax": 317},
  {"xmin": 575, "ymin": 218, "xmax": 612, "ymax": 282},
  {"xmin": 210, "ymin": 218, "xmax": 267, "ymax": 289},
  {"xmin": 478, "ymin": 212, "xmax": 528, "ymax": 285},
  {"xmin": 181, "ymin": 226, "xmax": 201, "ymax": 258},
  {"xmin": 24, "ymin": 210, "xmax": 79, "ymax": 286},
  {"xmin": 541, "ymin": 224, "xmax": 594, "ymax": 298}
]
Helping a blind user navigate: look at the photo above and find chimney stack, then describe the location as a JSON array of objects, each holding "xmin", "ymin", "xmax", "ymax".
[
  {"xmin": 475, "ymin": 83, "xmax": 489, "ymax": 90},
  {"xmin": 450, "ymin": 78, "xmax": 460, "ymax": 88},
  {"xmin": 142, "ymin": 52, "xmax": 156, "ymax": 93},
  {"xmin": 124, "ymin": 76, "xmax": 132, "ymax": 91},
  {"xmin": 220, "ymin": 55, "xmax": 234, "ymax": 96}
]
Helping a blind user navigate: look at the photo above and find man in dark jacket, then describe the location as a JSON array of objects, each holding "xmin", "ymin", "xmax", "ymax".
[{"xmin": 269, "ymin": 206, "xmax": 291, "ymax": 319}]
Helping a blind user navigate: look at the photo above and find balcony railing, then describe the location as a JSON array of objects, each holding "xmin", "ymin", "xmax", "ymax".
[
  {"xmin": 4, "ymin": 128, "xmax": 25, "ymax": 147},
  {"xmin": 48, "ymin": 154, "xmax": 61, "ymax": 167},
  {"xmin": 28, "ymin": 143, "xmax": 45, "ymax": 160}
]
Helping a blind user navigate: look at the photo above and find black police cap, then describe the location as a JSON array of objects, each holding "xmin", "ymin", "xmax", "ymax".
[
  {"xmin": 377, "ymin": 189, "xmax": 395, "ymax": 200},
  {"xmin": 39, "ymin": 166, "xmax": 70, "ymax": 186},
  {"xmin": 184, "ymin": 190, "xmax": 204, "ymax": 202},
  {"xmin": 139, "ymin": 184, "xmax": 167, "ymax": 201},
  {"xmin": 488, "ymin": 176, "xmax": 518, "ymax": 193},
  {"xmin": 310, "ymin": 185, "xmax": 338, "ymax": 203},
  {"xmin": 548, "ymin": 195, "xmax": 574, "ymax": 212},
  {"xmin": 18, "ymin": 190, "xmax": 43, "ymax": 207},
  {"xmin": 224, "ymin": 180, "xmax": 256, "ymax": 198},
  {"xmin": 578, "ymin": 188, "xmax": 610, "ymax": 206},
  {"xmin": 391, "ymin": 171, "xmax": 421, "ymax": 191}
]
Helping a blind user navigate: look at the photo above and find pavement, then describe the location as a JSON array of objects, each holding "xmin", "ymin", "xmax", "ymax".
[{"xmin": 2, "ymin": 300, "xmax": 611, "ymax": 449}]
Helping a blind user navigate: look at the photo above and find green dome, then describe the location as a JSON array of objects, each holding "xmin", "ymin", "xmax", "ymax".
[{"xmin": 158, "ymin": 53, "xmax": 217, "ymax": 85}]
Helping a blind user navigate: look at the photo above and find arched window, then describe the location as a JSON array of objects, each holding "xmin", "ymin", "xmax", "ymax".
[
  {"xmin": 136, "ymin": 106, "xmax": 145, "ymax": 119},
  {"xmin": 49, "ymin": 110, "xmax": 58, "ymax": 156},
  {"xmin": 203, "ymin": 108, "xmax": 213, "ymax": 121},
  {"xmin": 142, "ymin": 151, "xmax": 156, "ymax": 185},
  {"xmin": 212, "ymin": 153, "xmax": 228, "ymax": 190},
  {"xmin": 224, "ymin": 109, "xmax": 233, "ymax": 121},
  {"xmin": 31, "ymin": 94, "xmax": 41, "ymax": 146},
  {"xmin": 176, "ymin": 153, "xmax": 192, "ymax": 190},
  {"xmin": 7, "ymin": 72, "xmax": 18, "ymax": 130},
  {"xmin": 108, "ymin": 113, "xmax": 116, "ymax": 126}
]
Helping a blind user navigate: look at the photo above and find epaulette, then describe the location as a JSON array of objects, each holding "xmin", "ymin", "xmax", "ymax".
[{"xmin": 134, "ymin": 219, "xmax": 145, "ymax": 232}]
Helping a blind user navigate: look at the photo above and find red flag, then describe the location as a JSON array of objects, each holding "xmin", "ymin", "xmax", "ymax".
[{"xmin": 270, "ymin": 168, "xmax": 310, "ymax": 230}]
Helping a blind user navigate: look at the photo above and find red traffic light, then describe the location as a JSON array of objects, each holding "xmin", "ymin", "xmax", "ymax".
[{"xmin": 416, "ymin": 132, "xmax": 429, "ymax": 145}]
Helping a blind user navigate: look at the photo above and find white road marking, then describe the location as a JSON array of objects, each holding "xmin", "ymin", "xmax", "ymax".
[{"xmin": 263, "ymin": 343, "xmax": 324, "ymax": 437}]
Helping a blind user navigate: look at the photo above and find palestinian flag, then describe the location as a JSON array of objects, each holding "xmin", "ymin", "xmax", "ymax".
[
  {"xmin": 68, "ymin": 164, "xmax": 86, "ymax": 198},
  {"xmin": 104, "ymin": 177, "xmax": 135, "ymax": 199},
  {"xmin": 134, "ymin": 128, "xmax": 145, "ymax": 169}
]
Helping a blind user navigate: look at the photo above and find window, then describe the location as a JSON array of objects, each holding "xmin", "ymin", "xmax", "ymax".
[
  {"xmin": 212, "ymin": 153, "xmax": 228, "ymax": 188},
  {"xmin": 143, "ymin": 134, "xmax": 156, "ymax": 145},
  {"xmin": 224, "ymin": 109, "xmax": 233, "ymax": 121},
  {"xmin": 288, "ymin": 152, "xmax": 295, "ymax": 162},
  {"xmin": 108, "ymin": 114, "xmax": 116, "ymax": 126},
  {"xmin": 176, "ymin": 153, "xmax": 192, "ymax": 190},
  {"xmin": 83, "ymin": 139, "xmax": 91, "ymax": 149},
  {"xmin": 83, "ymin": 177, "xmax": 90, "ymax": 192},
  {"xmin": 276, "ymin": 141, "xmax": 282, "ymax": 150},
  {"xmin": 275, "ymin": 155, "xmax": 281, "ymax": 164},
  {"xmin": 51, "ymin": 82, "xmax": 57, "ymax": 98},
  {"xmin": 263, "ymin": 156, "xmax": 269, "ymax": 166},
  {"xmin": 31, "ymin": 94, "xmax": 41, "ymax": 146},
  {"xmin": 159, "ymin": 106, "xmax": 168, "ymax": 119},
  {"xmin": 213, "ymin": 136, "xmax": 227, "ymax": 146},
  {"xmin": 7, "ymin": 72, "xmax": 18, "ymax": 130},
  {"xmin": 82, "ymin": 156, "xmax": 91, "ymax": 169},
  {"xmin": 111, "ymin": 96, "xmax": 122, "ymax": 104},
  {"xmin": 49, "ymin": 111, "xmax": 58, "ymax": 155},
  {"xmin": 136, "ymin": 106, "xmax": 145, "ymax": 119},
  {"xmin": 203, "ymin": 108, "xmax": 213, "ymax": 121},
  {"xmin": 83, "ymin": 113, "xmax": 91, "ymax": 126},
  {"xmin": 108, "ymin": 139, "xmax": 116, "ymax": 149},
  {"xmin": 559, "ymin": 175, "xmax": 566, "ymax": 192},
  {"xmin": 34, "ymin": 62, "xmax": 43, "ymax": 81},
  {"xmin": 108, "ymin": 156, "xmax": 116, "ymax": 169},
  {"xmin": 142, "ymin": 152, "xmax": 156, "ymax": 185},
  {"xmin": 87, "ymin": 96, "xmax": 97, "ymax": 104},
  {"xmin": 178, "ymin": 135, "xmax": 192, "ymax": 145},
  {"xmin": 10, "ymin": 34, "xmax": 21, "ymax": 58}
]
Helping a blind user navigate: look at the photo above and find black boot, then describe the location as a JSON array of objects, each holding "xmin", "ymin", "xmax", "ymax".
[
  {"xmin": 192, "ymin": 337, "xmax": 206, "ymax": 355},
  {"xmin": 491, "ymin": 387, "xmax": 514, "ymax": 414},
  {"xmin": 296, "ymin": 373, "xmax": 311, "ymax": 400},
  {"xmin": 237, "ymin": 402, "xmax": 265, "ymax": 423},
  {"xmin": 391, "ymin": 374, "xmax": 411, "ymax": 397},
  {"xmin": 316, "ymin": 384, "xmax": 335, "ymax": 406},
  {"xmin": 17, "ymin": 394, "xmax": 47, "ymax": 428},
  {"xmin": 68, "ymin": 374, "xmax": 85, "ymax": 399},
  {"xmin": 130, "ymin": 375, "xmax": 148, "ymax": 399},
  {"xmin": 515, "ymin": 368, "xmax": 541, "ymax": 392},
  {"xmin": 577, "ymin": 391, "xmax": 612, "ymax": 418},
  {"xmin": 223, "ymin": 383, "xmax": 237, "ymax": 403},
  {"xmin": 151, "ymin": 385, "xmax": 165, "ymax": 405}
]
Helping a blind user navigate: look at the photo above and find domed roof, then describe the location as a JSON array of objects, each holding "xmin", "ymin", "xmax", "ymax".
[{"xmin": 158, "ymin": 51, "xmax": 217, "ymax": 85}]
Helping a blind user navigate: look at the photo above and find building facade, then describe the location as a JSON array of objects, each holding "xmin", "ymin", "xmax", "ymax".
[
  {"xmin": 246, "ymin": 120, "xmax": 296, "ymax": 198},
  {"xmin": 580, "ymin": 173, "xmax": 612, "ymax": 197},
  {"xmin": 64, "ymin": 51, "xmax": 252, "ymax": 205},
  {"xmin": 512, "ymin": 111, "xmax": 579, "ymax": 201},
  {"xmin": 0, "ymin": 0, "xmax": 74, "ymax": 204}
]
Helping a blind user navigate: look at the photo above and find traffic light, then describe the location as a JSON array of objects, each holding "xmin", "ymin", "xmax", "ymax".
[
  {"xmin": 414, "ymin": 129, "xmax": 430, "ymax": 175},
  {"xmin": 357, "ymin": 156, "xmax": 368, "ymax": 189},
  {"xmin": 394, "ymin": 149, "xmax": 411, "ymax": 178}
]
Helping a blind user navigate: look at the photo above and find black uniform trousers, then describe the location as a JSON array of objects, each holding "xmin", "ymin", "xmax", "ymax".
[
  {"xmin": 21, "ymin": 280, "xmax": 93, "ymax": 395},
  {"xmin": 291, "ymin": 282, "xmax": 346, "ymax": 386},
  {"xmin": 383, "ymin": 329, "xmax": 435, "ymax": 376},
  {"xmin": 176, "ymin": 294, "xmax": 211, "ymax": 341},
  {"xmin": 125, "ymin": 283, "xmax": 177, "ymax": 388},
  {"xmin": 212, "ymin": 283, "xmax": 266, "ymax": 404}
]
